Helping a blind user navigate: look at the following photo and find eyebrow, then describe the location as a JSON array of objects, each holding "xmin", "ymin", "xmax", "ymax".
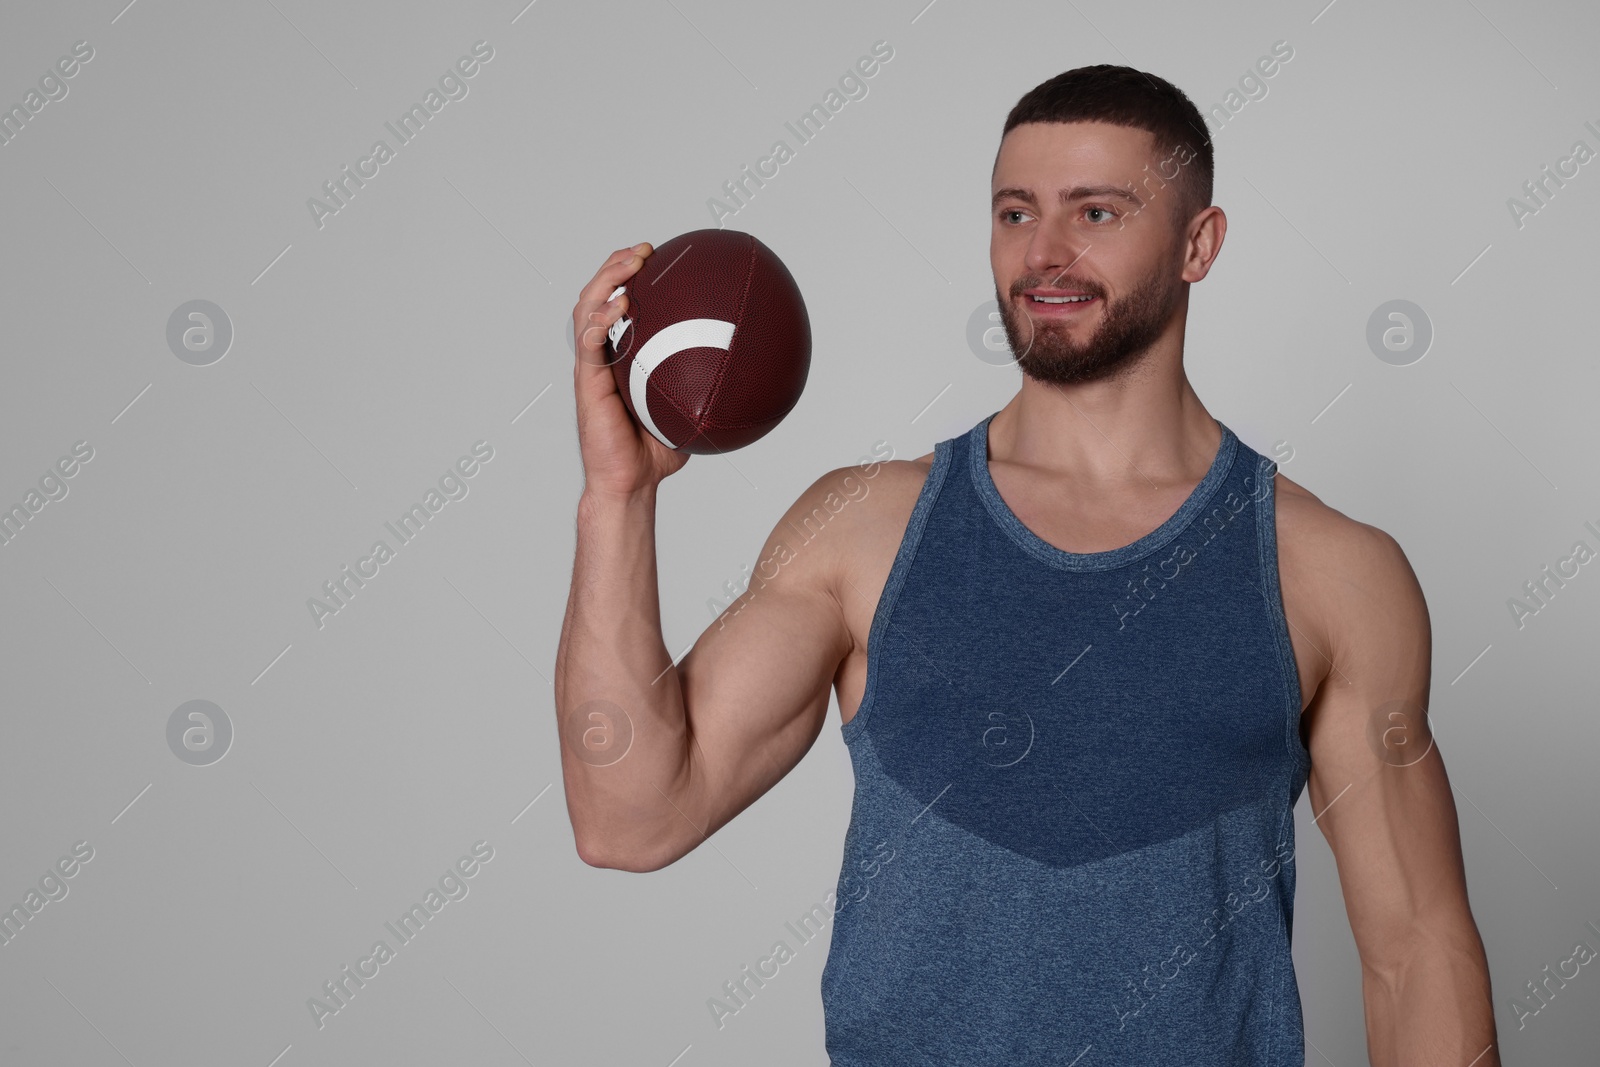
[{"xmin": 991, "ymin": 184, "xmax": 1146, "ymax": 210}]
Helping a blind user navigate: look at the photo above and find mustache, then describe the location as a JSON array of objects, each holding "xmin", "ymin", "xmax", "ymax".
[{"xmin": 1012, "ymin": 276, "xmax": 1103, "ymax": 297}]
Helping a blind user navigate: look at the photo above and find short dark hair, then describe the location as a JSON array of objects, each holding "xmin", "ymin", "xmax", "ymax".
[{"xmin": 998, "ymin": 65, "xmax": 1213, "ymax": 229}]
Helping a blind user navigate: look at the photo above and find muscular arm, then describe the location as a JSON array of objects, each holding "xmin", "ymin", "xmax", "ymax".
[
  {"xmin": 554, "ymin": 470, "xmax": 855, "ymax": 872},
  {"xmin": 1301, "ymin": 520, "xmax": 1499, "ymax": 1066}
]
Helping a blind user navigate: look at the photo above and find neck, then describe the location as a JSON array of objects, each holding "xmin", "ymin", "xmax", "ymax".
[{"xmin": 989, "ymin": 354, "xmax": 1220, "ymax": 489}]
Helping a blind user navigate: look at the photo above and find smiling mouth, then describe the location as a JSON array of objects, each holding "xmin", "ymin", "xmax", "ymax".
[{"xmin": 1023, "ymin": 292, "xmax": 1098, "ymax": 313}]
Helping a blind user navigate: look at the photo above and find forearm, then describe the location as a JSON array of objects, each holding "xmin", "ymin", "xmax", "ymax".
[
  {"xmin": 1363, "ymin": 923, "xmax": 1499, "ymax": 1067},
  {"xmin": 554, "ymin": 485, "xmax": 691, "ymax": 867}
]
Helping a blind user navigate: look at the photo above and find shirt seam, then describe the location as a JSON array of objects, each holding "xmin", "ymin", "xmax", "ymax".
[
  {"xmin": 970, "ymin": 413, "xmax": 1241, "ymax": 573},
  {"xmin": 841, "ymin": 435, "xmax": 954, "ymax": 743}
]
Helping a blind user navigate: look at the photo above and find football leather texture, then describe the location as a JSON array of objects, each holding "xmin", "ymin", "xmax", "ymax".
[{"xmin": 606, "ymin": 228, "xmax": 811, "ymax": 454}]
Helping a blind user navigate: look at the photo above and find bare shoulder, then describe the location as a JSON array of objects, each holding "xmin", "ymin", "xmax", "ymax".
[
  {"xmin": 762, "ymin": 447, "xmax": 931, "ymax": 592},
  {"xmin": 832, "ymin": 449, "xmax": 936, "ymax": 553},
  {"xmin": 1272, "ymin": 469, "xmax": 1429, "ymax": 700},
  {"xmin": 777, "ymin": 449, "xmax": 935, "ymax": 664},
  {"xmin": 1273, "ymin": 469, "xmax": 1421, "ymax": 590},
  {"xmin": 783, "ymin": 446, "xmax": 930, "ymax": 528}
]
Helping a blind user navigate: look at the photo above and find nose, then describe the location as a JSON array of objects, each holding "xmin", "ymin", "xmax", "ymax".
[{"xmin": 1025, "ymin": 218, "xmax": 1091, "ymax": 287}]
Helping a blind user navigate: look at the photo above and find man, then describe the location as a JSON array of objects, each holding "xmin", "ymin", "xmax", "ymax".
[{"xmin": 556, "ymin": 65, "xmax": 1499, "ymax": 1066}]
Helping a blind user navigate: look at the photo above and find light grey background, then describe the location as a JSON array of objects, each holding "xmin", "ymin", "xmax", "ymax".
[{"xmin": 2, "ymin": 0, "xmax": 1596, "ymax": 1063}]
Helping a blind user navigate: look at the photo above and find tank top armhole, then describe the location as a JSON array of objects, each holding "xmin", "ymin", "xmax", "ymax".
[
  {"xmin": 840, "ymin": 438, "xmax": 955, "ymax": 744},
  {"xmin": 1253, "ymin": 457, "xmax": 1312, "ymax": 779}
]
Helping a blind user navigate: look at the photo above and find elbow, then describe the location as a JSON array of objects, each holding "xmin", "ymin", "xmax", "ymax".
[
  {"xmin": 574, "ymin": 834, "xmax": 631, "ymax": 870},
  {"xmin": 575, "ymin": 836, "xmax": 612, "ymax": 869},
  {"xmin": 574, "ymin": 835, "xmax": 677, "ymax": 873}
]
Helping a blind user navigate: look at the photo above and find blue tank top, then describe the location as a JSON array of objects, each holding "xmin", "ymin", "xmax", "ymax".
[{"xmin": 821, "ymin": 411, "xmax": 1311, "ymax": 1066}]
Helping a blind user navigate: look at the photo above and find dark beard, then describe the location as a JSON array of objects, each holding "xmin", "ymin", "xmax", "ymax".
[{"xmin": 995, "ymin": 267, "xmax": 1181, "ymax": 386}]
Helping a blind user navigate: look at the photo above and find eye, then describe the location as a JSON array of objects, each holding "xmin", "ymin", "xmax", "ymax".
[
  {"xmin": 1085, "ymin": 206, "xmax": 1118, "ymax": 224},
  {"xmin": 998, "ymin": 208, "xmax": 1032, "ymax": 225}
]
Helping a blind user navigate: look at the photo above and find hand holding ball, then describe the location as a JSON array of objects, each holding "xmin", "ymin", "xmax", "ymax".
[{"xmin": 604, "ymin": 229, "xmax": 811, "ymax": 454}]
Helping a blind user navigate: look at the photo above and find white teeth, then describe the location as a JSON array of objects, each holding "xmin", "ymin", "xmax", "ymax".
[{"xmin": 1031, "ymin": 294, "xmax": 1092, "ymax": 303}]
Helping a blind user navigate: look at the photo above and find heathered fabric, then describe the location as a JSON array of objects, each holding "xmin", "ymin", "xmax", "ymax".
[{"xmin": 821, "ymin": 411, "xmax": 1311, "ymax": 1066}]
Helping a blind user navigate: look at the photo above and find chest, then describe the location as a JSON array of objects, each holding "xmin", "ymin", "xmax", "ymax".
[
  {"xmin": 835, "ymin": 473, "xmax": 1331, "ymax": 728},
  {"xmin": 840, "ymin": 532, "xmax": 1305, "ymax": 868}
]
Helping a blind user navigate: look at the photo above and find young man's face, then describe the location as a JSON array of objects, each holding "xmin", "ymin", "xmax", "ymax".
[{"xmin": 990, "ymin": 120, "xmax": 1191, "ymax": 385}]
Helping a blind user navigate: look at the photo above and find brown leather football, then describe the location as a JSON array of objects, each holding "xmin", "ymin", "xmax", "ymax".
[{"xmin": 605, "ymin": 228, "xmax": 811, "ymax": 454}]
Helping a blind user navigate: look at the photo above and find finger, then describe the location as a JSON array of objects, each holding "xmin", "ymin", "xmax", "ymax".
[{"xmin": 576, "ymin": 243, "xmax": 653, "ymax": 309}]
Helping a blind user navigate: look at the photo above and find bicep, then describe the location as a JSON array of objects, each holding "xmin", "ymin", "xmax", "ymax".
[{"xmin": 671, "ymin": 484, "xmax": 853, "ymax": 854}]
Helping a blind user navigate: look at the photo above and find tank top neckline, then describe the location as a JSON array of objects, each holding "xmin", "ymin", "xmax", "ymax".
[{"xmin": 967, "ymin": 410, "xmax": 1240, "ymax": 573}]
